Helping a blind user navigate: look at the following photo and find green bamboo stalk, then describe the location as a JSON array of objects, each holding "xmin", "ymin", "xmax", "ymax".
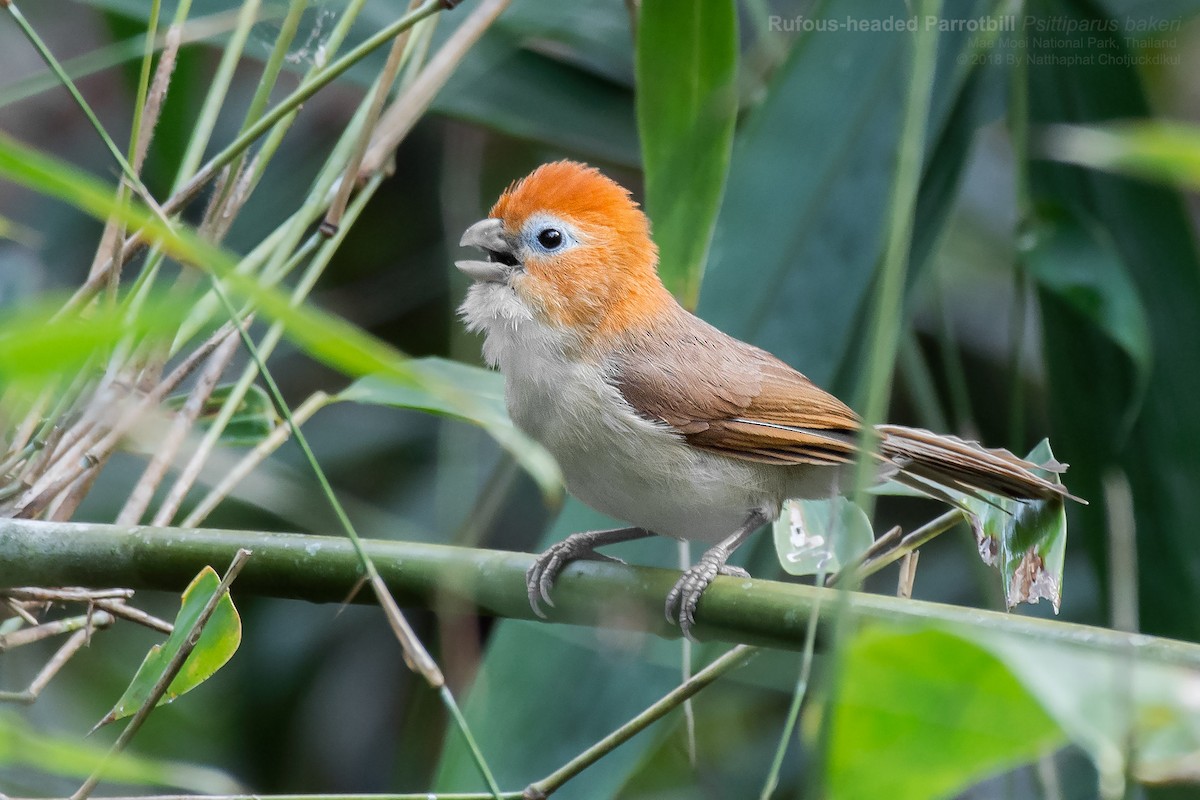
[
  {"xmin": 41, "ymin": 794, "xmax": 524, "ymax": 800},
  {"xmin": 758, "ymin": 570, "xmax": 823, "ymax": 799},
  {"xmin": 242, "ymin": 0, "xmax": 307, "ymax": 133},
  {"xmin": 524, "ymin": 645, "xmax": 758, "ymax": 798},
  {"xmin": 175, "ymin": 0, "xmax": 444, "ymax": 208},
  {"xmin": 850, "ymin": 2, "xmax": 943, "ymax": 502},
  {"xmin": 899, "ymin": 331, "xmax": 951, "ymax": 433},
  {"xmin": 171, "ymin": 0, "xmax": 260, "ymax": 194},
  {"xmin": 1007, "ymin": 0, "xmax": 1032, "ymax": 452},
  {"xmin": 198, "ymin": 280, "xmax": 502, "ymax": 796},
  {"xmin": 69, "ymin": 0, "xmax": 444, "ymax": 311},
  {"xmin": 817, "ymin": 5, "xmax": 944, "ymax": 797},
  {"xmin": 159, "ymin": 174, "xmax": 383, "ymax": 527},
  {"xmin": 0, "ymin": 9, "xmax": 246, "ymax": 109},
  {"xmin": 200, "ymin": 0, "xmax": 306, "ymax": 227},
  {"xmin": 5, "ymin": 518, "xmax": 1200, "ymax": 668},
  {"xmin": 4, "ymin": 2, "xmax": 162, "ymax": 215}
]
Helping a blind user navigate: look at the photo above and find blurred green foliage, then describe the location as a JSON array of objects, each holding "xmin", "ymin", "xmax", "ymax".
[{"xmin": 3, "ymin": 0, "xmax": 1200, "ymax": 798}]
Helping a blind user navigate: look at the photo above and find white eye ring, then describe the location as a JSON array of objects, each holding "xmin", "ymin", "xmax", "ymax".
[{"xmin": 524, "ymin": 215, "xmax": 579, "ymax": 254}]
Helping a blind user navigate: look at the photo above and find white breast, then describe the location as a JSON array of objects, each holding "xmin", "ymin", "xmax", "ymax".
[{"xmin": 460, "ymin": 283, "xmax": 792, "ymax": 543}]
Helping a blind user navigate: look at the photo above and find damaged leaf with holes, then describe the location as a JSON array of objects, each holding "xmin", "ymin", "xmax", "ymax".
[
  {"xmin": 98, "ymin": 566, "xmax": 241, "ymax": 727},
  {"xmin": 772, "ymin": 496, "xmax": 874, "ymax": 575},
  {"xmin": 964, "ymin": 440, "xmax": 1068, "ymax": 612}
]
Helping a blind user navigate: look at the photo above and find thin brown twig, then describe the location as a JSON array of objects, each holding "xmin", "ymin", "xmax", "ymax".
[
  {"xmin": 22, "ymin": 463, "xmax": 102, "ymax": 523},
  {"xmin": 359, "ymin": 0, "xmax": 511, "ymax": 177},
  {"xmin": 0, "ymin": 611, "xmax": 115, "ymax": 650},
  {"xmin": 370, "ymin": 572, "xmax": 444, "ymax": 687},
  {"xmin": 14, "ymin": 323, "xmax": 238, "ymax": 518},
  {"xmin": 0, "ymin": 626, "xmax": 95, "ymax": 704},
  {"xmin": 321, "ymin": 0, "xmax": 423, "ymax": 236},
  {"xmin": 117, "ymin": 324, "xmax": 242, "ymax": 525},
  {"xmin": 202, "ymin": 156, "xmax": 258, "ymax": 245},
  {"xmin": 4, "ymin": 587, "xmax": 134, "ymax": 602},
  {"xmin": 3, "ymin": 598, "xmax": 41, "ymax": 626},
  {"xmin": 179, "ymin": 391, "xmax": 329, "ymax": 528},
  {"xmin": 47, "ymin": 460, "xmax": 105, "ymax": 521},
  {"xmin": 835, "ymin": 511, "xmax": 964, "ymax": 587},
  {"xmin": 2, "ymin": 589, "xmax": 171, "ymax": 634},
  {"xmin": 825, "ymin": 524, "xmax": 902, "ymax": 587},
  {"xmin": 133, "ymin": 24, "xmax": 182, "ymax": 173},
  {"xmin": 3, "ymin": 385, "xmax": 53, "ymax": 459},
  {"xmin": 523, "ymin": 645, "xmax": 759, "ymax": 799},
  {"xmin": 93, "ymin": 599, "xmax": 174, "ymax": 634},
  {"xmin": 67, "ymin": 0, "xmax": 447, "ymax": 309},
  {"xmin": 896, "ymin": 551, "xmax": 920, "ymax": 599},
  {"xmin": 20, "ymin": 393, "xmax": 100, "ymax": 488}
]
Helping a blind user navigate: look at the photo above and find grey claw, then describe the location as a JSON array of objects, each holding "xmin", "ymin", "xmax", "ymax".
[
  {"xmin": 666, "ymin": 553, "xmax": 732, "ymax": 640},
  {"xmin": 525, "ymin": 562, "xmax": 548, "ymax": 618},
  {"xmin": 526, "ymin": 528, "xmax": 648, "ymax": 619},
  {"xmin": 526, "ymin": 546, "xmax": 564, "ymax": 617},
  {"xmin": 719, "ymin": 565, "xmax": 750, "ymax": 580},
  {"xmin": 538, "ymin": 562, "xmax": 557, "ymax": 609},
  {"xmin": 664, "ymin": 584, "xmax": 681, "ymax": 625}
]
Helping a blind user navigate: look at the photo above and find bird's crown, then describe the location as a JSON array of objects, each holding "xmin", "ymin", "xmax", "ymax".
[{"xmin": 491, "ymin": 160, "xmax": 649, "ymax": 244}]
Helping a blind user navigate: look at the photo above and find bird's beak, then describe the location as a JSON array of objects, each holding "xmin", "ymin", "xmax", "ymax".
[{"xmin": 456, "ymin": 218, "xmax": 520, "ymax": 283}]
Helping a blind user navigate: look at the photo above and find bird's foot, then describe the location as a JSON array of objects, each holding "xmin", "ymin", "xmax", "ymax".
[
  {"xmin": 665, "ymin": 548, "xmax": 748, "ymax": 639},
  {"xmin": 526, "ymin": 530, "xmax": 641, "ymax": 618}
]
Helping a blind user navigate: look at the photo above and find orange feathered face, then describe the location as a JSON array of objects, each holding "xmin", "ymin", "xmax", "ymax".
[{"xmin": 457, "ymin": 161, "xmax": 668, "ymax": 338}]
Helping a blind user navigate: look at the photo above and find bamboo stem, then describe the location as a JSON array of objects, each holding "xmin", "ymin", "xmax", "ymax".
[{"xmin": 4, "ymin": 519, "xmax": 1200, "ymax": 666}]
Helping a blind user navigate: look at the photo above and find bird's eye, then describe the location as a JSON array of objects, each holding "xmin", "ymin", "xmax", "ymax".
[{"xmin": 536, "ymin": 228, "xmax": 563, "ymax": 250}]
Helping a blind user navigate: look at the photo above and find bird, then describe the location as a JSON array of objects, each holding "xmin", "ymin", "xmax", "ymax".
[{"xmin": 456, "ymin": 160, "xmax": 1074, "ymax": 638}]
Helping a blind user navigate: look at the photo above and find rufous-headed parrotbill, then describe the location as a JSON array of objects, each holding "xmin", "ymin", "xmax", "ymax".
[{"xmin": 457, "ymin": 160, "xmax": 1074, "ymax": 638}]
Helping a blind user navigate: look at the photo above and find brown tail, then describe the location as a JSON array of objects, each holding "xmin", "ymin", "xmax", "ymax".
[{"xmin": 876, "ymin": 424, "xmax": 1084, "ymax": 504}]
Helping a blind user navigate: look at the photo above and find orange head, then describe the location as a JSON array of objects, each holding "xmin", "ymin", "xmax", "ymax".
[{"xmin": 456, "ymin": 161, "xmax": 673, "ymax": 343}]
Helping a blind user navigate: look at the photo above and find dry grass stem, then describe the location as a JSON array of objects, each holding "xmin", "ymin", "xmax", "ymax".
[
  {"xmin": 117, "ymin": 325, "xmax": 242, "ymax": 525},
  {"xmin": 180, "ymin": 390, "xmax": 328, "ymax": 528}
]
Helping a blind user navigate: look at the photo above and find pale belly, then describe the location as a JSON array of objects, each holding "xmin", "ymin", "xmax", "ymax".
[
  {"xmin": 459, "ymin": 282, "xmax": 843, "ymax": 542},
  {"xmin": 504, "ymin": 366, "xmax": 841, "ymax": 545}
]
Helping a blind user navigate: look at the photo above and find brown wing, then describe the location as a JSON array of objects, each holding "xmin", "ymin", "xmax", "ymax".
[{"xmin": 612, "ymin": 310, "xmax": 862, "ymax": 466}]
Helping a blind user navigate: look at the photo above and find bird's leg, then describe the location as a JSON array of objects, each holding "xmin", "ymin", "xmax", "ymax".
[
  {"xmin": 526, "ymin": 526, "xmax": 653, "ymax": 617},
  {"xmin": 665, "ymin": 509, "xmax": 769, "ymax": 639}
]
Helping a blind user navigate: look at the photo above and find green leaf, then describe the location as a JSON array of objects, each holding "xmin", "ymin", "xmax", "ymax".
[
  {"xmin": 430, "ymin": 7, "xmax": 640, "ymax": 167},
  {"xmin": 1042, "ymin": 121, "xmax": 1200, "ymax": 190},
  {"xmin": 101, "ymin": 566, "xmax": 241, "ymax": 725},
  {"xmin": 0, "ymin": 133, "xmax": 550, "ymax": 493},
  {"xmin": 772, "ymin": 496, "xmax": 874, "ymax": 576},
  {"xmin": 963, "ymin": 440, "xmax": 1068, "ymax": 612},
  {"xmin": 699, "ymin": 1, "xmax": 992, "ymax": 384},
  {"xmin": 1025, "ymin": 1, "xmax": 1200, "ymax": 641},
  {"xmin": 337, "ymin": 357, "xmax": 562, "ymax": 502},
  {"xmin": 0, "ymin": 294, "xmax": 194, "ymax": 387},
  {"xmin": 635, "ymin": 0, "xmax": 737, "ymax": 308},
  {"xmin": 0, "ymin": 712, "xmax": 239, "ymax": 791},
  {"xmin": 827, "ymin": 627, "xmax": 1065, "ymax": 800},
  {"xmin": 436, "ymin": 5, "xmax": 997, "ymax": 795},
  {"xmin": 1022, "ymin": 206, "xmax": 1152, "ymax": 436},
  {"xmin": 166, "ymin": 383, "xmax": 279, "ymax": 447},
  {"xmin": 978, "ymin": 633, "xmax": 1200, "ymax": 790},
  {"xmin": 0, "ymin": 131, "xmax": 398, "ymax": 377}
]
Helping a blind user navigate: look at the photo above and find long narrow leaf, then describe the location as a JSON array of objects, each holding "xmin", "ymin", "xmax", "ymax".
[
  {"xmin": 635, "ymin": 0, "xmax": 737, "ymax": 308},
  {"xmin": 0, "ymin": 132, "xmax": 556, "ymax": 492}
]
